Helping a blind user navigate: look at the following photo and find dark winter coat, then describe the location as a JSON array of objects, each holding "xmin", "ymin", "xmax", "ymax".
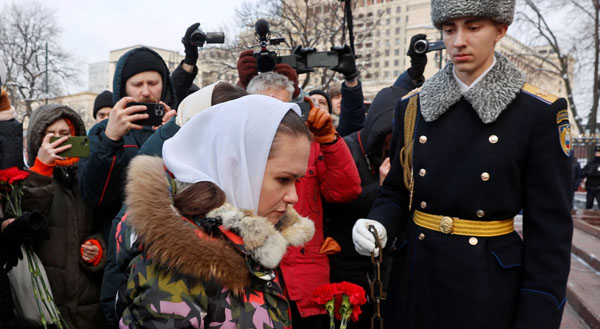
[
  {"xmin": 98, "ymin": 118, "xmax": 179, "ymax": 328},
  {"xmin": 337, "ymin": 80, "xmax": 366, "ymax": 137},
  {"xmin": 171, "ymin": 60, "xmax": 198, "ymax": 106},
  {"xmin": 78, "ymin": 46, "xmax": 177, "ymax": 241},
  {"xmin": 582, "ymin": 157, "xmax": 600, "ymax": 190},
  {"xmin": 20, "ymin": 104, "xmax": 106, "ymax": 329},
  {"xmin": 324, "ymin": 72, "xmax": 417, "ymax": 328},
  {"xmin": 0, "ymin": 114, "xmax": 23, "ymax": 170},
  {"xmin": 116, "ymin": 156, "xmax": 314, "ymax": 328},
  {"xmin": 370, "ymin": 54, "xmax": 573, "ymax": 329}
]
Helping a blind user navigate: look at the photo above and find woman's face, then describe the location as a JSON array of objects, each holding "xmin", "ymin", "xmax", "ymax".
[{"xmin": 258, "ymin": 134, "xmax": 311, "ymax": 224}]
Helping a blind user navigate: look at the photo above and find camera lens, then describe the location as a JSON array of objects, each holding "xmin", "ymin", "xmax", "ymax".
[
  {"xmin": 413, "ymin": 39, "xmax": 428, "ymax": 54},
  {"xmin": 257, "ymin": 53, "xmax": 276, "ymax": 73},
  {"xmin": 155, "ymin": 104, "xmax": 165, "ymax": 116},
  {"xmin": 190, "ymin": 29, "xmax": 206, "ymax": 47}
]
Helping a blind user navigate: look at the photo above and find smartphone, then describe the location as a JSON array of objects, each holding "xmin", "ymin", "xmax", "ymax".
[
  {"xmin": 292, "ymin": 100, "xmax": 311, "ymax": 121},
  {"xmin": 49, "ymin": 136, "xmax": 90, "ymax": 158},
  {"xmin": 126, "ymin": 102, "xmax": 165, "ymax": 126}
]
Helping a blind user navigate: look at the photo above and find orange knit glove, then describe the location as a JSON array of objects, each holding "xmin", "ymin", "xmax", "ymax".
[{"xmin": 305, "ymin": 96, "xmax": 337, "ymax": 144}]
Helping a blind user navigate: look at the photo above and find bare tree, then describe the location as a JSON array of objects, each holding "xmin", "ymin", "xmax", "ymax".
[
  {"xmin": 0, "ymin": 1, "xmax": 80, "ymax": 119},
  {"xmin": 515, "ymin": 0, "xmax": 582, "ymax": 132}
]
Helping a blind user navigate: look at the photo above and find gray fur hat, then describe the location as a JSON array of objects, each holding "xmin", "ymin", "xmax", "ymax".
[{"xmin": 431, "ymin": 0, "xmax": 515, "ymax": 29}]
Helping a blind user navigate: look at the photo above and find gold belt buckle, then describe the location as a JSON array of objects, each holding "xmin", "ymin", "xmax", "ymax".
[{"xmin": 439, "ymin": 216, "xmax": 454, "ymax": 234}]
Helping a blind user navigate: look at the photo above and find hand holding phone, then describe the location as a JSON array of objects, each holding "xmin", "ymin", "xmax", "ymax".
[
  {"xmin": 37, "ymin": 134, "xmax": 71, "ymax": 164},
  {"xmin": 104, "ymin": 97, "xmax": 148, "ymax": 142},
  {"xmin": 49, "ymin": 136, "xmax": 90, "ymax": 158},
  {"xmin": 126, "ymin": 102, "xmax": 165, "ymax": 126}
]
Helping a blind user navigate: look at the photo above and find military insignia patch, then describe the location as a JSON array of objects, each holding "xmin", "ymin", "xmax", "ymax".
[{"xmin": 557, "ymin": 109, "xmax": 571, "ymax": 156}]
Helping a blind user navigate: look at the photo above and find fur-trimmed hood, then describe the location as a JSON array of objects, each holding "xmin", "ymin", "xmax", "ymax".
[
  {"xmin": 419, "ymin": 52, "xmax": 526, "ymax": 124},
  {"xmin": 124, "ymin": 155, "xmax": 315, "ymax": 292}
]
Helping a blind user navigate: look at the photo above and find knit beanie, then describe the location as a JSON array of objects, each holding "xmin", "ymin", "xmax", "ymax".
[
  {"xmin": 431, "ymin": 0, "xmax": 515, "ymax": 29},
  {"xmin": 121, "ymin": 49, "xmax": 166, "ymax": 85},
  {"xmin": 308, "ymin": 90, "xmax": 332, "ymax": 114},
  {"xmin": 93, "ymin": 90, "xmax": 114, "ymax": 118}
]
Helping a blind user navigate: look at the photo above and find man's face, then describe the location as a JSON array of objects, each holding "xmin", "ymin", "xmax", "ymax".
[
  {"xmin": 95, "ymin": 107, "xmax": 112, "ymax": 123},
  {"xmin": 442, "ymin": 18, "xmax": 507, "ymax": 84},
  {"xmin": 310, "ymin": 94, "xmax": 329, "ymax": 113},
  {"xmin": 258, "ymin": 87, "xmax": 292, "ymax": 102},
  {"xmin": 125, "ymin": 71, "xmax": 163, "ymax": 103},
  {"xmin": 330, "ymin": 94, "xmax": 341, "ymax": 115}
]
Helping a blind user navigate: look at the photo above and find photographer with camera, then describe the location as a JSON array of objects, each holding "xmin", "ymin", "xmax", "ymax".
[
  {"xmin": 244, "ymin": 71, "xmax": 361, "ymax": 328},
  {"xmin": 78, "ymin": 47, "xmax": 177, "ymax": 327}
]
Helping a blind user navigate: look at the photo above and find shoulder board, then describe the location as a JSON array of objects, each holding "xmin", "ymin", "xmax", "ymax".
[
  {"xmin": 521, "ymin": 83, "xmax": 559, "ymax": 105},
  {"xmin": 401, "ymin": 87, "xmax": 421, "ymax": 101}
]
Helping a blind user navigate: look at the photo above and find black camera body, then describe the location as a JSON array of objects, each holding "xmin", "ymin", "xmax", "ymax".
[
  {"xmin": 413, "ymin": 39, "xmax": 445, "ymax": 54},
  {"xmin": 254, "ymin": 49, "xmax": 279, "ymax": 73},
  {"xmin": 252, "ymin": 19, "xmax": 346, "ymax": 74},
  {"xmin": 187, "ymin": 26, "xmax": 225, "ymax": 48}
]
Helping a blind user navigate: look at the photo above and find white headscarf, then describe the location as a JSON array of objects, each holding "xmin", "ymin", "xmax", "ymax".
[
  {"xmin": 175, "ymin": 80, "xmax": 223, "ymax": 127},
  {"xmin": 162, "ymin": 94, "xmax": 301, "ymax": 212}
]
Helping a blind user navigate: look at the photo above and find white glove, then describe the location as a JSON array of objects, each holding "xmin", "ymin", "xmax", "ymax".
[{"xmin": 352, "ymin": 219, "xmax": 387, "ymax": 257}]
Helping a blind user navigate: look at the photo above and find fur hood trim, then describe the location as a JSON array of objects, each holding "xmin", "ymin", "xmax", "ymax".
[
  {"xmin": 207, "ymin": 203, "xmax": 315, "ymax": 269},
  {"xmin": 125, "ymin": 156, "xmax": 314, "ymax": 291},
  {"xmin": 419, "ymin": 52, "xmax": 526, "ymax": 124}
]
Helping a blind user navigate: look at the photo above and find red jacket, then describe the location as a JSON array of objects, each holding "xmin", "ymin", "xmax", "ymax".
[{"xmin": 280, "ymin": 136, "xmax": 362, "ymax": 317}]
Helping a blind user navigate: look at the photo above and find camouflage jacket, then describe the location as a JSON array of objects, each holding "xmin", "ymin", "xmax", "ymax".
[{"xmin": 116, "ymin": 156, "xmax": 315, "ymax": 328}]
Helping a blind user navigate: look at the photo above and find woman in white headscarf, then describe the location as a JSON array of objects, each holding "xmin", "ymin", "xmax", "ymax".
[{"xmin": 116, "ymin": 95, "xmax": 315, "ymax": 329}]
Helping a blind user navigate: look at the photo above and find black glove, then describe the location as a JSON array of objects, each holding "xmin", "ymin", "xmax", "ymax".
[
  {"xmin": 0, "ymin": 212, "xmax": 48, "ymax": 272},
  {"xmin": 331, "ymin": 45, "xmax": 360, "ymax": 81},
  {"xmin": 182, "ymin": 23, "xmax": 200, "ymax": 65},
  {"xmin": 407, "ymin": 34, "xmax": 428, "ymax": 81}
]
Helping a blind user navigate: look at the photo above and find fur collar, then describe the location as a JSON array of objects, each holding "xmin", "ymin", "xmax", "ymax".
[
  {"xmin": 125, "ymin": 155, "xmax": 315, "ymax": 292},
  {"xmin": 419, "ymin": 52, "xmax": 526, "ymax": 124}
]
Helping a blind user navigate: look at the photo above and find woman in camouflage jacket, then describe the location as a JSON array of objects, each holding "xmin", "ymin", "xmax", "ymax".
[{"xmin": 116, "ymin": 95, "xmax": 315, "ymax": 328}]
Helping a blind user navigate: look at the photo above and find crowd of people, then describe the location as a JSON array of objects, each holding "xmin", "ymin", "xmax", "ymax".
[{"xmin": 0, "ymin": 0, "xmax": 575, "ymax": 328}]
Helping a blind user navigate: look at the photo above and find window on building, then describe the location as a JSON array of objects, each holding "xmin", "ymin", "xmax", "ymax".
[
  {"xmin": 376, "ymin": 30, "xmax": 380, "ymax": 36},
  {"xmin": 384, "ymin": 61, "xmax": 389, "ymax": 67},
  {"xmin": 384, "ymin": 71, "xmax": 389, "ymax": 78},
  {"xmin": 386, "ymin": 8, "xmax": 391, "ymax": 14},
  {"xmin": 375, "ymin": 62, "xmax": 380, "ymax": 68},
  {"xmin": 396, "ymin": 6, "xmax": 401, "ymax": 13},
  {"xmin": 385, "ymin": 49, "xmax": 390, "ymax": 56},
  {"xmin": 386, "ymin": 18, "xmax": 391, "ymax": 25},
  {"xmin": 396, "ymin": 27, "xmax": 401, "ymax": 34},
  {"xmin": 394, "ymin": 59, "xmax": 399, "ymax": 66},
  {"xmin": 375, "ymin": 72, "xmax": 380, "ymax": 78},
  {"xmin": 395, "ymin": 38, "xmax": 400, "ymax": 45}
]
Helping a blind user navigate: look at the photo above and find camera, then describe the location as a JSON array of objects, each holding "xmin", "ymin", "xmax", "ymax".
[
  {"xmin": 251, "ymin": 19, "xmax": 345, "ymax": 74},
  {"xmin": 413, "ymin": 39, "xmax": 445, "ymax": 54},
  {"xmin": 253, "ymin": 19, "xmax": 286, "ymax": 72},
  {"xmin": 187, "ymin": 25, "xmax": 225, "ymax": 48}
]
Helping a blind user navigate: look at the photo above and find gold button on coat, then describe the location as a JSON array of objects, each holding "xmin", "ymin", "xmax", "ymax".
[
  {"xmin": 419, "ymin": 169, "xmax": 427, "ymax": 177},
  {"xmin": 476, "ymin": 210, "xmax": 485, "ymax": 218},
  {"xmin": 418, "ymin": 233, "xmax": 425, "ymax": 240},
  {"xmin": 481, "ymin": 172, "xmax": 490, "ymax": 181},
  {"xmin": 420, "ymin": 201, "xmax": 427, "ymax": 209},
  {"xmin": 469, "ymin": 237, "xmax": 479, "ymax": 246},
  {"xmin": 489, "ymin": 135, "xmax": 499, "ymax": 144},
  {"xmin": 419, "ymin": 135, "xmax": 428, "ymax": 144}
]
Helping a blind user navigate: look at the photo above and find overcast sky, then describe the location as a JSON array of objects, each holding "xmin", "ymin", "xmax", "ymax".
[{"xmin": 0, "ymin": 0, "xmax": 250, "ymax": 92}]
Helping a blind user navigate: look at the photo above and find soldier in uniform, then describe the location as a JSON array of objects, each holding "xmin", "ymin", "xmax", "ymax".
[{"xmin": 351, "ymin": 0, "xmax": 573, "ymax": 328}]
